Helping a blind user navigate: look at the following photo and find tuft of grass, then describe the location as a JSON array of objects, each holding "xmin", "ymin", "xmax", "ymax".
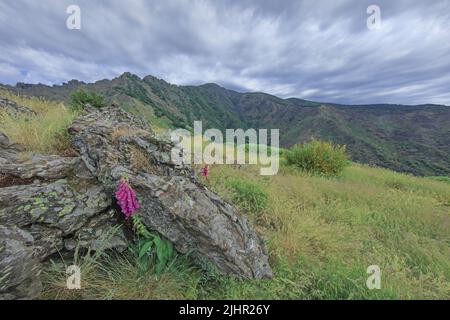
[
  {"xmin": 0, "ymin": 90, "xmax": 76, "ymax": 154},
  {"xmin": 41, "ymin": 226, "xmax": 200, "ymax": 300},
  {"xmin": 225, "ymin": 177, "xmax": 269, "ymax": 214},
  {"xmin": 285, "ymin": 139, "xmax": 350, "ymax": 177}
]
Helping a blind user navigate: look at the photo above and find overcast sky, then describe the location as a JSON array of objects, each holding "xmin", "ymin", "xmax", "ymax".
[{"xmin": 1, "ymin": 0, "xmax": 449, "ymax": 105}]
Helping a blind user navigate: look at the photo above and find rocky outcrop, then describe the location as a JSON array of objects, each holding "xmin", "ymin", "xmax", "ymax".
[
  {"xmin": 0, "ymin": 101, "xmax": 272, "ymax": 299},
  {"xmin": 0, "ymin": 114, "xmax": 127, "ymax": 299},
  {"xmin": 69, "ymin": 104, "xmax": 272, "ymax": 279}
]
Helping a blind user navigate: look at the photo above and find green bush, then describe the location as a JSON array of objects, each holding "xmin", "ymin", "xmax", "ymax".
[
  {"xmin": 285, "ymin": 139, "xmax": 350, "ymax": 176},
  {"xmin": 69, "ymin": 88, "xmax": 106, "ymax": 110},
  {"xmin": 226, "ymin": 178, "xmax": 268, "ymax": 214}
]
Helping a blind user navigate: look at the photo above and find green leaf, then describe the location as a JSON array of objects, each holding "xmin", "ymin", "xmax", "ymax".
[{"xmin": 138, "ymin": 240, "xmax": 153, "ymax": 259}]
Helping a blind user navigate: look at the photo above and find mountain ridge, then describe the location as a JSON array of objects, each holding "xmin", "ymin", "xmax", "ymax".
[{"xmin": 2, "ymin": 72, "xmax": 449, "ymax": 176}]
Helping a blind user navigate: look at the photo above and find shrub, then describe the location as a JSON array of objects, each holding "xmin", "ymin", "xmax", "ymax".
[
  {"xmin": 285, "ymin": 139, "xmax": 350, "ymax": 176},
  {"xmin": 226, "ymin": 178, "xmax": 268, "ymax": 214},
  {"xmin": 69, "ymin": 88, "xmax": 106, "ymax": 110}
]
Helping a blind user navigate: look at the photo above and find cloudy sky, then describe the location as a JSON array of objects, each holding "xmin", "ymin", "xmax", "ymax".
[{"xmin": 1, "ymin": 0, "xmax": 449, "ymax": 105}]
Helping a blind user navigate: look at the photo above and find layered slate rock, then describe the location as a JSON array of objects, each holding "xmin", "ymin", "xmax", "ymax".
[
  {"xmin": 69, "ymin": 104, "xmax": 272, "ymax": 279},
  {"xmin": 0, "ymin": 154, "xmax": 80, "ymax": 180},
  {"xmin": 0, "ymin": 173, "xmax": 127, "ymax": 262},
  {"xmin": 0, "ymin": 133, "xmax": 24, "ymax": 165},
  {"xmin": 0, "ymin": 225, "xmax": 42, "ymax": 300}
]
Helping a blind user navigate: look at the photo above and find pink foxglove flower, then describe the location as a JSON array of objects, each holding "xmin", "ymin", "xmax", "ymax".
[
  {"xmin": 115, "ymin": 179, "xmax": 140, "ymax": 219},
  {"xmin": 200, "ymin": 165, "xmax": 209, "ymax": 177}
]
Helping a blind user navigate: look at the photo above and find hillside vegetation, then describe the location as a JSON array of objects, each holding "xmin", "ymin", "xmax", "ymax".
[
  {"xmin": 3, "ymin": 72, "xmax": 450, "ymax": 176},
  {"xmin": 41, "ymin": 161, "xmax": 450, "ymax": 299},
  {"xmin": 1, "ymin": 91, "xmax": 449, "ymax": 299}
]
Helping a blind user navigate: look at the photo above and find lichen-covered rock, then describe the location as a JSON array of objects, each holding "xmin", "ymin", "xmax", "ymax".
[
  {"xmin": 0, "ymin": 132, "xmax": 128, "ymax": 298},
  {"xmin": 69, "ymin": 104, "xmax": 272, "ymax": 279},
  {"xmin": 64, "ymin": 209, "xmax": 128, "ymax": 252},
  {"xmin": 0, "ymin": 225, "xmax": 42, "ymax": 300},
  {"xmin": 0, "ymin": 180, "xmax": 111, "ymax": 236}
]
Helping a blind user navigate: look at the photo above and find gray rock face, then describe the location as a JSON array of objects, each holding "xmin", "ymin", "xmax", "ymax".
[
  {"xmin": 0, "ymin": 133, "xmax": 24, "ymax": 164},
  {"xmin": 0, "ymin": 225, "xmax": 42, "ymax": 300},
  {"xmin": 64, "ymin": 209, "xmax": 128, "ymax": 252},
  {"xmin": 69, "ymin": 105, "xmax": 272, "ymax": 279},
  {"xmin": 0, "ymin": 154, "xmax": 80, "ymax": 180}
]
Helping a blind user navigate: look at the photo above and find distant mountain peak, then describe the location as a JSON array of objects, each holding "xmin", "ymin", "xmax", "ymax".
[
  {"xmin": 118, "ymin": 72, "xmax": 141, "ymax": 80},
  {"xmin": 200, "ymin": 83, "xmax": 222, "ymax": 88}
]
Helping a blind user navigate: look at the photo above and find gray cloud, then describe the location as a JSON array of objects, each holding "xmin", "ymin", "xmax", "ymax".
[{"xmin": 0, "ymin": 0, "xmax": 449, "ymax": 105}]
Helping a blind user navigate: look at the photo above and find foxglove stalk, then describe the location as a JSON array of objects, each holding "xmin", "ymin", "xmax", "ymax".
[
  {"xmin": 115, "ymin": 179, "xmax": 140, "ymax": 219},
  {"xmin": 200, "ymin": 165, "xmax": 209, "ymax": 177}
]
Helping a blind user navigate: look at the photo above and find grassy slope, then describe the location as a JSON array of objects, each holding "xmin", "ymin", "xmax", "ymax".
[
  {"xmin": 43, "ymin": 162, "xmax": 450, "ymax": 299},
  {"xmin": 203, "ymin": 163, "xmax": 450, "ymax": 299}
]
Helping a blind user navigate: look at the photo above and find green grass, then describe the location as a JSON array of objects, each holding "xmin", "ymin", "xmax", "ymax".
[
  {"xmin": 225, "ymin": 177, "xmax": 269, "ymax": 214},
  {"xmin": 121, "ymin": 98, "xmax": 172, "ymax": 133},
  {"xmin": 4, "ymin": 90, "xmax": 447, "ymax": 299},
  {"xmin": 42, "ymin": 161, "xmax": 450, "ymax": 299},
  {"xmin": 285, "ymin": 139, "xmax": 350, "ymax": 177}
]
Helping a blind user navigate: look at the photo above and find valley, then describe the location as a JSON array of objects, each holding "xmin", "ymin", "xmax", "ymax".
[{"xmin": 3, "ymin": 72, "xmax": 449, "ymax": 176}]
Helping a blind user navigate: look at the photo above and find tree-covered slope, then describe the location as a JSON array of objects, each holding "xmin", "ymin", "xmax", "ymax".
[{"xmin": 2, "ymin": 72, "xmax": 449, "ymax": 176}]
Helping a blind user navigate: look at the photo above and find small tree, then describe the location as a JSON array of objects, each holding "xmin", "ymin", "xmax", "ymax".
[{"xmin": 69, "ymin": 88, "xmax": 106, "ymax": 110}]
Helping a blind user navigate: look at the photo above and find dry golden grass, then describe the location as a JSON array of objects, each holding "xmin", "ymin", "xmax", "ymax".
[
  {"xmin": 0, "ymin": 90, "xmax": 62, "ymax": 114},
  {"xmin": 0, "ymin": 90, "xmax": 75, "ymax": 154},
  {"xmin": 42, "ymin": 255, "xmax": 198, "ymax": 300},
  {"xmin": 129, "ymin": 145, "xmax": 156, "ymax": 172}
]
